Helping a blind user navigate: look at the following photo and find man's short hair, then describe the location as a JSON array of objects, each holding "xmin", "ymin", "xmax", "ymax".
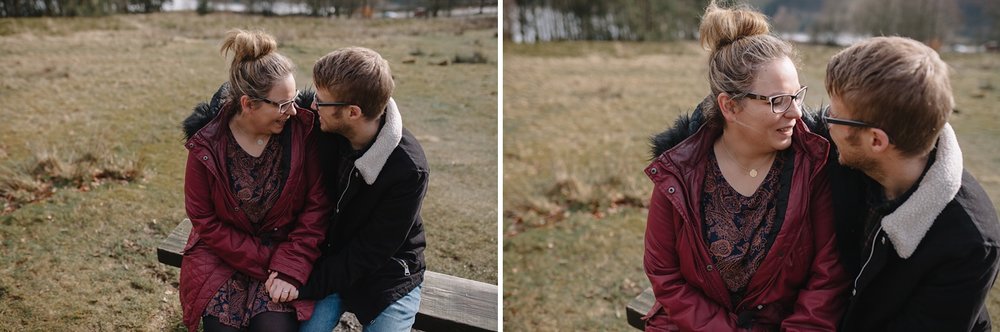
[
  {"xmin": 825, "ymin": 36, "xmax": 953, "ymax": 157},
  {"xmin": 313, "ymin": 47, "xmax": 394, "ymax": 120}
]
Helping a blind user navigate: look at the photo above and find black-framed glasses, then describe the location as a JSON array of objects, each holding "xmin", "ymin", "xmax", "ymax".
[
  {"xmin": 315, "ymin": 101, "xmax": 354, "ymax": 108},
  {"xmin": 253, "ymin": 89, "xmax": 298, "ymax": 115},
  {"xmin": 821, "ymin": 107, "xmax": 894, "ymax": 143},
  {"xmin": 821, "ymin": 107, "xmax": 878, "ymax": 128},
  {"xmin": 312, "ymin": 95, "xmax": 356, "ymax": 111},
  {"xmin": 739, "ymin": 86, "xmax": 808, "ymax": 114}
]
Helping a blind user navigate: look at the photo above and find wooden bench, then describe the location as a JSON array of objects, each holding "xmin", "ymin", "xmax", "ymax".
[
  {"xmin": 626, "ymin": 287, "xmax": 655, "ymax": 330},
  {"xmin": 157, "ymin": 219, "xmax": 498, "ymax": 332}
]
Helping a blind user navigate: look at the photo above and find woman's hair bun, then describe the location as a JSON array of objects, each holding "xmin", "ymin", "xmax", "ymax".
[
  {"xmin": 220, "ymin": 29, "xmax": 277, "ymax": 62},
  {"xmin": 699, "ymin": 2, "xmax": 771, "ymax": 53}
]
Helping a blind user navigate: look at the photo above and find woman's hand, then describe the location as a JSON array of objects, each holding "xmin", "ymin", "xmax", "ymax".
[{"xmin": 265, "ymin": 271, "xmax": 299, "ymax": 303}]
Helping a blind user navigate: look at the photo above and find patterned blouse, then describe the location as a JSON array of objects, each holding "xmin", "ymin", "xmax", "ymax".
[
  {"xmin": 226, "ymin": 132, "xmax": 285, "ymax": 225},
  {"xmin": 204, "ymin": 130, "xmax": 293, "ymax": 328},
  {"xmin": 701, "ymin": 150, "xmax": 789, "ymax": 306}
]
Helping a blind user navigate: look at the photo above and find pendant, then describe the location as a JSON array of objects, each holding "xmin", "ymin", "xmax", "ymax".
[
  {"xmin": 256, "ymin": 139, "xmax": 265, "ymax": 146},
  {"xmin": 749, "ymin": 169, "xmax": 758, "ymax": 178}
]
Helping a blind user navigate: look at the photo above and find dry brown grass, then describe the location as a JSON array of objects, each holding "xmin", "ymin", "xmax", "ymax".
[
  {"xmin": 503, "ymin": 40, "xmax": 1000, "ymax": 331},
  {"xmin": 0, "ymin": 12, "xmax": 497, "ymax": 330}
]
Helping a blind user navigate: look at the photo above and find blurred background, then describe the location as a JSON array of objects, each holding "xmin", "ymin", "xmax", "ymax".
[
  {"xmin": 2, "ymin": 0, "xmax": 498, "ymax": 18},
  {"xmin": 503, "ymin": 0, "xmax": 999, "ymax": 49},
  {"xmin": 503, "ymin": 0, "xmax": 1000, "ymax": 331},
  {"xmin": 0, "ymin": 2, "xmax": 497, "ymax": 330}
]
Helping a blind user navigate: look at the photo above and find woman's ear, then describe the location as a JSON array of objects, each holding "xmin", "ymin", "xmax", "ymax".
[
  {"xmin": 240, "ymin": 95, "xmax": 254, "ymax": 113},
  {"xmin": 717, "ymin": 92, "xmax": 738, "ymax": 121}
]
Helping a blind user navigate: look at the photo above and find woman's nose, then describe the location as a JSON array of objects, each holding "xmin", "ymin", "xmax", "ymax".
[{"xmin": 784, "ymin": 102, "xmax": 803, "ymax": 119}]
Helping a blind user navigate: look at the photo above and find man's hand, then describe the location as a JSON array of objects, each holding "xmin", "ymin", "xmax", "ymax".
[{"xmin": 266, "ymin": 271, "xmax": 299, "ymax": 303}]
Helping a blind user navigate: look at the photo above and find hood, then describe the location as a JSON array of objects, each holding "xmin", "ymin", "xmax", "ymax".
[
  {"xmin": 649, "ymin": 101, "xmax": 826, "ymax": 159},
  {"xmin": 183, "ymin": 83, "xmax": 231, "ymax": 141}
]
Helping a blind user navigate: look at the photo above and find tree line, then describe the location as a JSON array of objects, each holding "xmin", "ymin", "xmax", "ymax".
[
  {"xmin": 504, "ymin": 0, "xmax": 1000, "ymax": 46},
  {"xmin": 504, "ymin": 0, "xmax": 710, "ymax": 42},
  {"xmin": 0, "ymin": 0, "xmax": 166, "ymax": 16},
  {"xmin": 0, "ymin": 0, "xmax": 493, "ymax": 18}
]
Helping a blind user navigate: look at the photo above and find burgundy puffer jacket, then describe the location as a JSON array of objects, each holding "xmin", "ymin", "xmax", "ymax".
[
  {"xmin": 179, "ymin": 101, "xmax": 329, "ymax": 332},
  {"xmin": 643, "ymin": 120, "xmax": 848, "ymax": 331}
]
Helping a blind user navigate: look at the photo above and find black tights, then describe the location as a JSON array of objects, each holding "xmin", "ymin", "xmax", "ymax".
[{"xmin": 203, "ymin": 312, "xmax": 299, "ymax": 332}]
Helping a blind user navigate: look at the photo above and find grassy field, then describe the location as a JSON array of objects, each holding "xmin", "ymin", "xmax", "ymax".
[
  {"xmin": 0, "ymin": 12, "xmax": 497, "ymax": 331},
  {"xmin": 503, "ymin": 40, "xmax": 1000, "ymax": 331}
]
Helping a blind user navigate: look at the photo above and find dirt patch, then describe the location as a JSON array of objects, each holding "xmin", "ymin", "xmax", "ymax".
[{"xmin": 1, "ymin": 151, "xmax": 144, "ymax": 215}]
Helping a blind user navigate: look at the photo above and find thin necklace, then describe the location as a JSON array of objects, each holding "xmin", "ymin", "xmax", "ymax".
[
  {"xmin": 719, "ymin": 137, "xmax": 775, "ymax": 178},
  {"xmin": 231, "ymin": 122, "xmax": 269, "ymax": 146}
]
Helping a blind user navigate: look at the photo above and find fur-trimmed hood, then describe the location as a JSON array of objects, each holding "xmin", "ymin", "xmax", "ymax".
[{"xmin": 649, "ymin": 103, "xmax": 963, "ymax": 259}]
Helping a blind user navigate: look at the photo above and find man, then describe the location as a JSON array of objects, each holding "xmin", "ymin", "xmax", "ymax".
[
  {"xmin": 823, "ymin": 36, "xmax": 1000, "ymax": 331},
  {"xmin": 294, "ymin": 46, "xmax": 429, "ymax": 331}
]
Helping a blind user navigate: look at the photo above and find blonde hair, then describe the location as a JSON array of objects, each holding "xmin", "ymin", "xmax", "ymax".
[
  {"xmin": 313, "ymin": 47, "xmax": 394, "ymax": 120},
  {"xmin": 698, "ymin": 1, "xmax": 795, "ymax": 127},
  {"xmin": 826, "ymin": 36, "xmax": 952, "ymax": 157},
  {"xmin": 220, "ymin": 29, "xmax": 295, "ymax": 111}
]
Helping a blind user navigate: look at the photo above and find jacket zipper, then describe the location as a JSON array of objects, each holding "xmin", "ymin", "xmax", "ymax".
[
  {"xmin": 852, "ymin": 224, "xmax": 883, "ymax": 296},
  {"xmin": 394, "ymin": 257, "xmax": 411, "ymax": 276},
  {"xmin": 335, "ymin": 165, "xmax": 356, "ymax": 214}
]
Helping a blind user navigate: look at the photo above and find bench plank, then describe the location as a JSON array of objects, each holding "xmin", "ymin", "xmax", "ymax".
[
  {"xmin": 157, "ymin": 219, "xmax": 498, "ymax": 332},
  {"xmin": 626, "ymin": 287, "xmax": 655, "ymax": 330},
  {"xmin": 414, "ymin": 271, "xmax": 497, "ymax": 332},
  {"xmin": 156, "ymin": 218, "xmax": 191, "ymax": 268}
]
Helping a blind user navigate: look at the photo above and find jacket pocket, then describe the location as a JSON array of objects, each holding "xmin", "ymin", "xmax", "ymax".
[
  {"xmin": 643, "ymin": 301, "xmax": 680, "ymax": 331},
  {"xmin": 642, "ymin": 301, "xmax": 662, "ymax": 321},
  {"xmin": 392, "ymin": 257, "xmax": 411, "ymax": 277}
]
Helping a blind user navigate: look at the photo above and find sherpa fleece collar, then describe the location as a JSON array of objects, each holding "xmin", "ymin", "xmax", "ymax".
[
  {"xmin": 355, "ymin": 98, "xmax": 402, "ymax": 185},
  {"xmin": 882, "ymin": 123, "xmax": 962, "ymax": 259}
]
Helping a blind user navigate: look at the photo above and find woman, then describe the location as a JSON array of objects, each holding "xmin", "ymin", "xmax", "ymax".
[
  {"xmin": 180, "ymin": 29, "xmax": 329, "ymax": 332},
  {"xmin": 642, "ymin": 2, "xmax": 848, "ymax": 331}
]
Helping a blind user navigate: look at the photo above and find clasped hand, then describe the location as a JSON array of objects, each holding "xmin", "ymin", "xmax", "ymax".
[{"xmin": 265, "ymin": 271, "xmax": 298, "ymax": 303}]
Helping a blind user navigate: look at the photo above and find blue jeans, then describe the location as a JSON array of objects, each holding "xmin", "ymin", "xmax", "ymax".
[{"xmin": 300, "ymin": 285, "xmax": 421, "ymax": 332}]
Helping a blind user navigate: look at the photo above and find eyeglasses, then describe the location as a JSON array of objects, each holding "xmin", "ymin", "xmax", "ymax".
[
  {"xmin": 821, "ymin": 107, "xmax": 894, "ymax": 143},
  {"xmin": 738, "ymin": 86, "xmax": 808, "ymax": 114},
  {"xmin": 315, "ymin": 101, "xmax": 354, "ymax": 108},
  {"xmin": 821, "ymin": 107, "xmax": 878, "ymax": 128},
  {"xmin": 253, "ymin": 90, "xmax": 299, "ymax": 115},
  {"xmin": 312, "ymin": 96, "xmax": 356, "ymax": 111}
]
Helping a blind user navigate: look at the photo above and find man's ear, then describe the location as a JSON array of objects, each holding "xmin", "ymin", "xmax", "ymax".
[
  {"xmin": 345, "ymin": 105, "xmax": 362, "ymax": 119},
  {"xmin": 869, "ymin": 128, "xmax": 892, "ymax": 153}
]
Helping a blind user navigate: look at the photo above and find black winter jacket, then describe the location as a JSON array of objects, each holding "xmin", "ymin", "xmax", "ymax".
[
  {"xmin": 825, "ymin": 124, "xmax": 1000, "ymax": 331},
  {"xmin": 293, "ymin": 90, "xmax": 428, "ymax": 324}
]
